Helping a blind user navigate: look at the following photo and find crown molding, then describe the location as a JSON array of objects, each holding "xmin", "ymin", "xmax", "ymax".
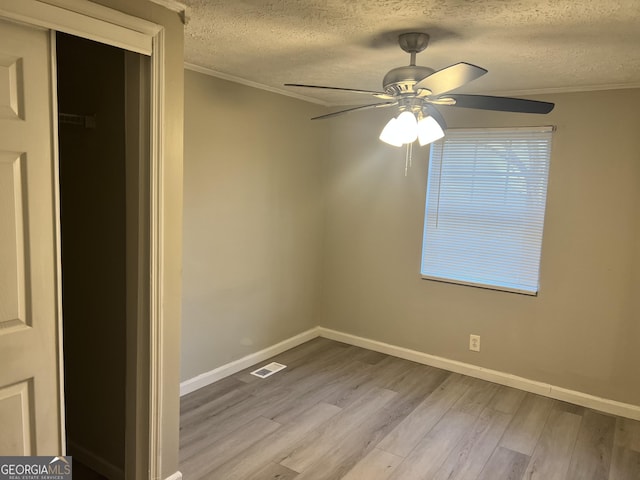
[
  {"xmin": 184, "ymin": 62, "xmax": 330, "ymax": 106},
  {"xmin": 149, "ymin": 0, "xmax": 188, "ymax": 24}
]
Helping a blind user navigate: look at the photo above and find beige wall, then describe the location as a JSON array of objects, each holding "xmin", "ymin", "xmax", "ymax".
[
  {"xmin": 320, "ymin": 88, "xmax": 640, "ymax": 406},
  {"xmin": 181, "ymin": 70, "xmax": 327, "ymax": 380}
]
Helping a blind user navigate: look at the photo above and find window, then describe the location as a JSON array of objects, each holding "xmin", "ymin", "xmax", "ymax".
[{"xmin": 421, "ymin": 127, "xmax": 553, "ymax": 295}]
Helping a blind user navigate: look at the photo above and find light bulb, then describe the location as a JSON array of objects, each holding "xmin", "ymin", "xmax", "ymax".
[
  {"xmin": 417, "ymin": 115, "xmax": 445, "ymax": 146},
  {"xmin": 396, "ymin": 111, "xmax": 418, "ymax": 144},
  {"xmin": 379, "ymin": 117, "xmax": 403, "ymax": 147}
]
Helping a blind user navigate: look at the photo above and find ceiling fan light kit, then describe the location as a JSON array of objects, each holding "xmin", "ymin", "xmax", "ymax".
[
  {"xmin": 379, "ymin": 110, "xmax": 445, "ymax": 147},
  {"xmin": 285, "ymin": 31, "xmax": 554, "ymax": 167}
]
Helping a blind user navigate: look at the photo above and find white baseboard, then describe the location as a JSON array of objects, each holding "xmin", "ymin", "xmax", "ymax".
[
  {"xmin": 180, "ymin": 327, "xmax": 320, "ymax": 396},
  {"xmin": 164, "ymin": 471, "xmax": 182, "ymax": 480},
  {"xmin": 317, "ymin": 327, "xmax": 640, "ymax": 421},
  {"xmin": 179, "ymin": 325, "xmax": 640, "ymax": 420},
  {"xmin": 68, "ymin": 440, "xmax": 124, "ymax": 480}
]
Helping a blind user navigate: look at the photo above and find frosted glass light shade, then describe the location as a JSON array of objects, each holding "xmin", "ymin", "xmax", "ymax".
[
  {"xmin": 396, "ymin": 111, "xmax": 418, "ymax": 143},
  {"xmin": 418, "ymin": 116, "xmax": 445, "ymax": 146},
  {"xmin": 379, "ymin": 117, "xmax": 403, "ymax": 147}
]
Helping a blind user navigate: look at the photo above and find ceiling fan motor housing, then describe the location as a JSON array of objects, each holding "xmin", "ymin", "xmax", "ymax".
[{"xmin": 383, "ymin": 65, "xmax": 435, "ymax": 95}]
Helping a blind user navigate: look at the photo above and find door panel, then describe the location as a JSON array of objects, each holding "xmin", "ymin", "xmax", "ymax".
[
  {"xmin": 0, "ymin": 53, "xmax": 23, "ymax": 120},
  {"xmin": 0, "ymin": 380, "xmax": 33, "ymax": 455},
  {"xmin": 0, "ymin": 18, "xmax": 61, "ymax": 455},
  {"xmin": 0, "ymin": 152, "xmax": 27, "ymax": 331}
]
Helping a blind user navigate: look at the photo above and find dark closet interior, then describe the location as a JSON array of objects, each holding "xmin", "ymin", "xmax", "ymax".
[{"xmin": 57, "ymin": 32, "xmax": 127, "ymax": 478}]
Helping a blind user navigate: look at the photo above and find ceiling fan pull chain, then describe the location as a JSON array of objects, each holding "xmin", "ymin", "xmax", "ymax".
[
  {"xmin": 405, "ymin": 142, "xmax": 413, "ymax": 176},
  {"xmin": 409, "ymin": 142, "xmax": 413, "ymax": 169}
]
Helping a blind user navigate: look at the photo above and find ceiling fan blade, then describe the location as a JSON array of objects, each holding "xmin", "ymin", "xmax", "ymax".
[
  {"xmin": 311, "ymin": 102, "xmax": 397, "ymax": 120},
  {"xmin": 285, "ymin": 83, "xmax": 394, "ymax": 100},
  {"xmin": 415, "ymin": 62, "xmax": 488, "ymax": 96},
  {"xmin": 443, "ymin": 94, "xmax": 555, "ymax": 114}
]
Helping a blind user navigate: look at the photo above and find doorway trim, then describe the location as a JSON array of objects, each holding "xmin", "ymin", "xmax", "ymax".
[{"xmin": 0, "ymin": 1, "xmax": 167, "ymax": 479}]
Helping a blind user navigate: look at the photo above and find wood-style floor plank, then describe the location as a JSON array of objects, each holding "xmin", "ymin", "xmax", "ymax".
[
  {"xmin": 432, "ymin": 406, "xmax": 512, "ymax": 480},
  {"xmin": 318, "ymin": 356, "xmax": 402, "ymax": 409},
  {"xmin": 180, "ymin": 383, "xmax": 250, "ymax": 430},
  {"xmin": 566, "ymin": 410, "xmax": 615, "ymax": 480},
  {"xmin": 609, "ymin": 417, "xmax": 640, "ymax": 480},
  {"xmin": 449, "ymin": 377, "xmax": 501, "ymax": 417},
  {"xmin": 181, "ymin": 415, "xmax": 281, "ymax": 479},
  {"xmin": 239, "ymin": 340, "xmax": 356, "ymax": 395},
  {"xmin": 292, "ymin": 377, "xmax": 437, "ymax": 480},
  {"xmin": 387, "ymin": 409, "xmax": 477, "ymax": 480},
  {"xmin": 262, "ymin": 356, "xmax": 370, "ymax": 422},
  {"xmin": 491, "ymin": 386, "xmax": 527, "ymax": 414},
  {"xmin": 377, "ymin": 373, "xmax": 471, "ymax": 457},
  {"xmin": 180, "ymin": 375, "xmax": 244, "ymax": 413},
  {"xmin": 179, "ymin": 339, "xmax": 640, "ymax": 480},
  {"xmin": 379, "ymin": 360, "xmax": 451, "ymax": 398},
  {"xmin": 499, "ymin": 392, "xmax": 555, "ymax": 455},
  {"xmin": 244, "ymin": 462, "xmax": 298, "ymax": 480},
  {"xmin": 293, "ymin": 409, "xmax": 401, "ymax": 479},
  {"xmin": 614, "ymin": 417, "xmax": 640, "ymax": 451},
  {"xmin": 522, "ymin": 405, "xmax": 583, "ymax": 480},
  {"xmin": 476, "ymin": 446, "xmax": 530, "ymax": 480},
  {"xmin": 340, "ymin": 448, "xmax": 403, "ymax": 480},
  {"xmin": 180, "ymin": 384, "xmax": 292, "ymax": 459},
  {"xmin": 279, "ymin": 386, "xmax": 397, "ymax": 473},
  {"xmin": 609, "ymin": 448, "xmax": 640, "ymax": 480},
  {"xmin": 205, "ymin": 402, "xmax": 341, "ymax": 480}
]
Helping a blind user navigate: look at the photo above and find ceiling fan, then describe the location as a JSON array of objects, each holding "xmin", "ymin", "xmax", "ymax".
[{"xmin": 285, "ymin": 32, "xmax": 554, "ymax": 148}]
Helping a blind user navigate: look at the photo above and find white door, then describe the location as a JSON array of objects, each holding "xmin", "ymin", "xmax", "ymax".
[{"xmin": 0, "ymin": 18, "xmax": 62, "ymax": 454}]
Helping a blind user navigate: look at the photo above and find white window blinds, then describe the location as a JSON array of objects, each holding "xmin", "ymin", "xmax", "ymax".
[{"xmin": 421, "ymin": 127, "xmax": 553, "ymax": 295}]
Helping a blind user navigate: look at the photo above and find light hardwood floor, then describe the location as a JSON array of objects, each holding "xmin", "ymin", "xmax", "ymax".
[{"xmin": 179, "ymin": 338, "xmax": 640, "ymax": 480}]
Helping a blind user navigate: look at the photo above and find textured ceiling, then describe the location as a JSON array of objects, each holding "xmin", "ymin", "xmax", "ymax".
[{"xmin": 182, "ymin": 0, "xmax": 640, "ymax": 106}]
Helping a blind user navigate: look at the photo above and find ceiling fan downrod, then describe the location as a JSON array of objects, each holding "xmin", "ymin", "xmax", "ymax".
[
  {"xmin": 398, "ymin": 32, "xmax": 430, "ymax": 66},
  {"xmin": 383, "ymin": 33, "xmax": 435, "ymax": 95}
]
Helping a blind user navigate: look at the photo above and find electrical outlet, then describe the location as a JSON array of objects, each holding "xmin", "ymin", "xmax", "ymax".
[{"xmin": 469, "ymin": 334, "xmax": 480, "ymax": 352}]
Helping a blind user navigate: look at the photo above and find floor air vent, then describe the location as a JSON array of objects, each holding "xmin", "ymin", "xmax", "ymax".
[{"xmin": 250, "ymin": 362, "xmax": 287, "ymax": 379}]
